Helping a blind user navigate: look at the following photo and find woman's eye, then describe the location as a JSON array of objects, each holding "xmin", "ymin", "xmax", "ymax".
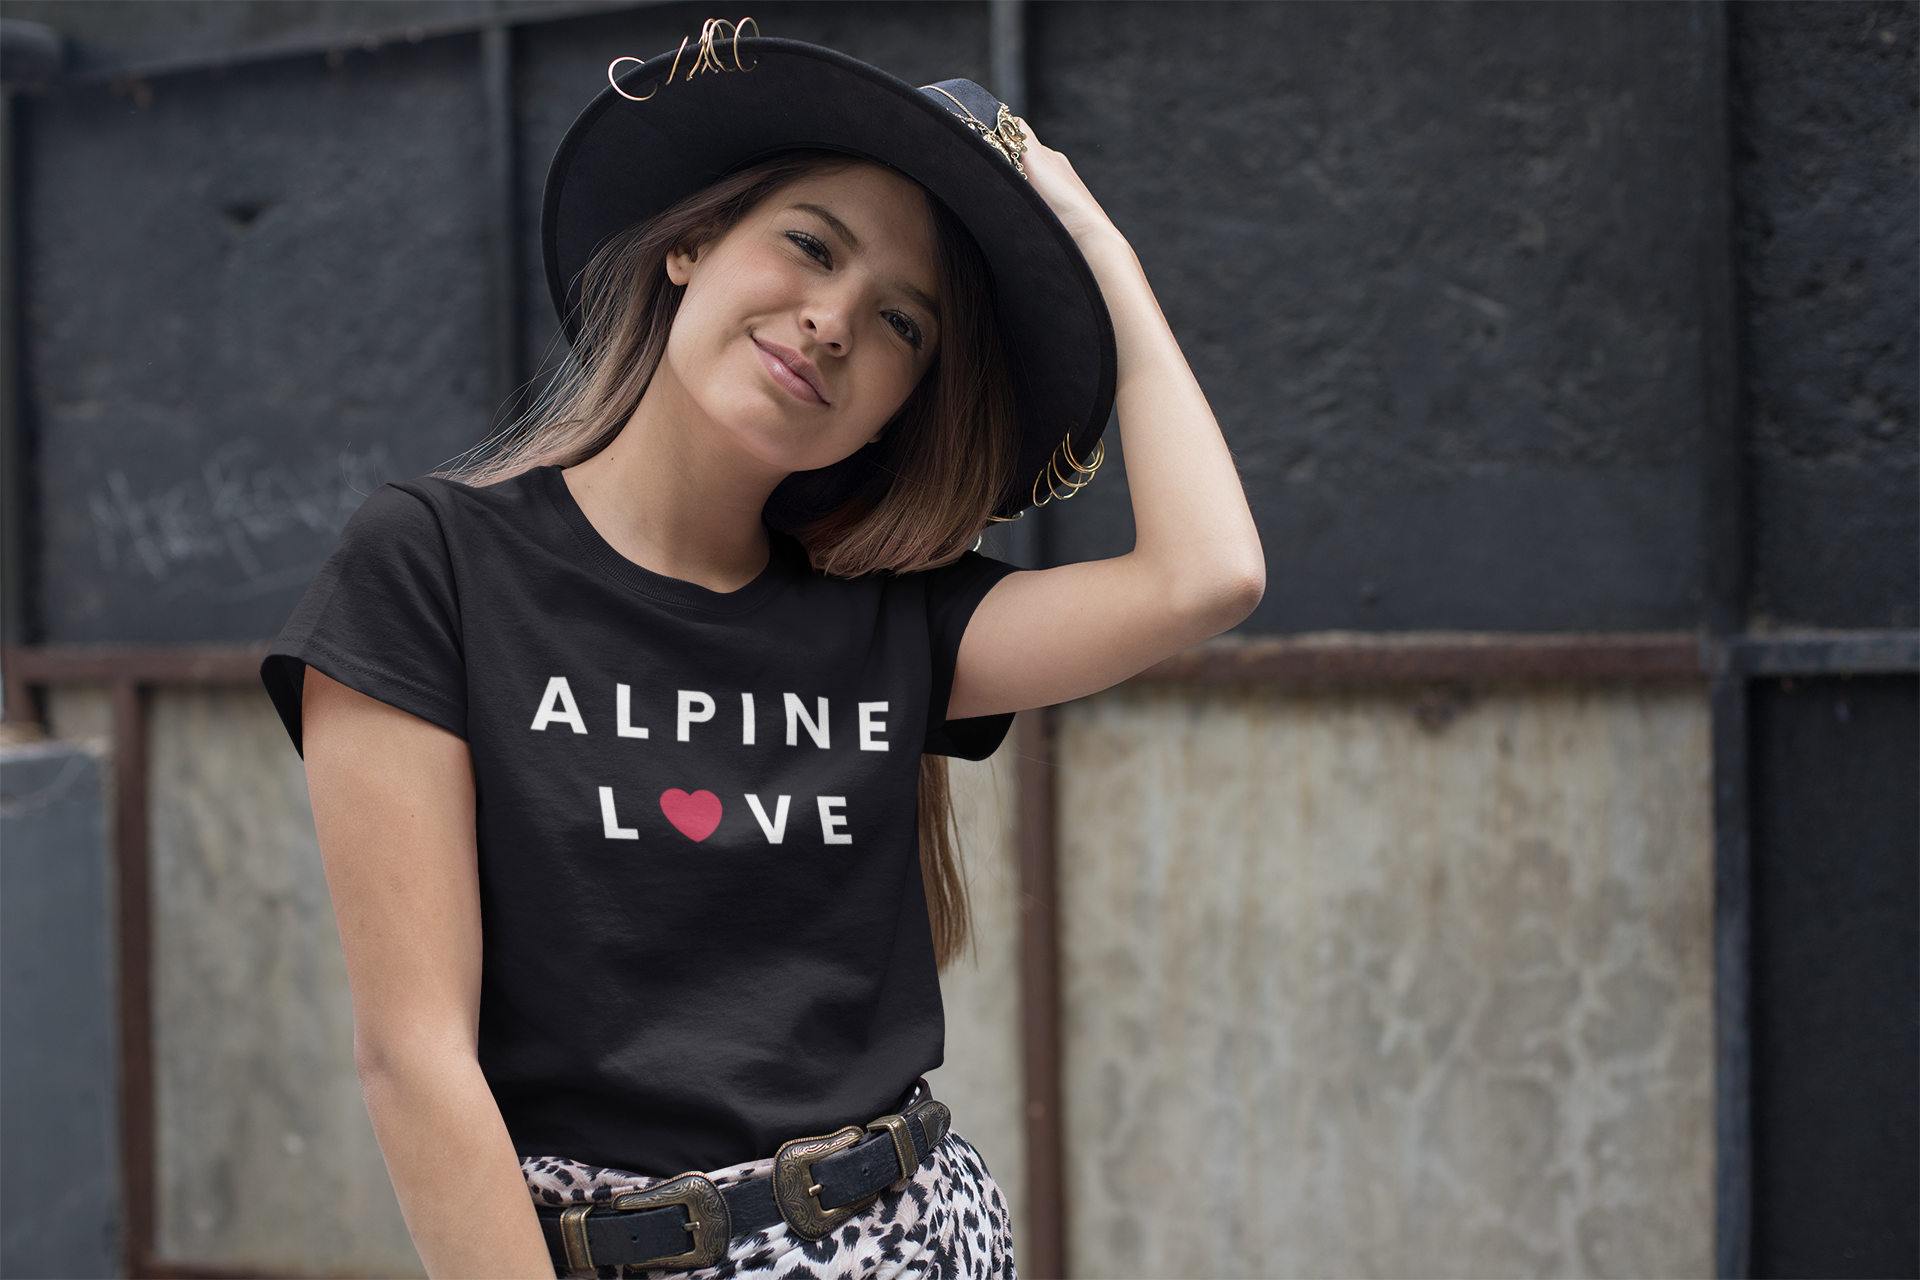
[
  {"xmin": 885, "ymin": 312, "xmax": 925, "ymax": 350},
  {"xmin": 786, "ymin": 231, "xmax": 830, "ymax": 265}
]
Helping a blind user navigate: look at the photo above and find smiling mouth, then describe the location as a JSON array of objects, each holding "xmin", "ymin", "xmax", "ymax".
[{"xmin": 751, "ymin": 336, "xmax": 830, "ymax": 406}]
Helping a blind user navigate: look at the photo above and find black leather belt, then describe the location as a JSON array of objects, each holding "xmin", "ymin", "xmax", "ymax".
[{"xmin": 537, "ymin": 1094, "xmax": 951, "ymax": 1274}]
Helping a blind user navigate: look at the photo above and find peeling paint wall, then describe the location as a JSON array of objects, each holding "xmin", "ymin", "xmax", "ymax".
[
  {"xmin": 145, "ymin": 687, "xmax": 420, "ymax": 1275},
  {"xmin": 1056, "ymin": 682, "xmax": 1714, "ymax": 1279}
]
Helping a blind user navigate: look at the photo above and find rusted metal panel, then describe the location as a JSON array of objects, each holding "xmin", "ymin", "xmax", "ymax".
[
  {"xmin": 3, "ymin": 643, "xmax": 268, "ymax": 688},
  {"xmin": 111, "ymin": 680, "xmax": 155, "ymax": 1279},
  {"xmin": 1131, "ymin": 632, "xmax": 1709, "ymax": 686},
  {"xmin": 1013, "ymin": 708, "xmax": 1064, "ymax": 1279}
]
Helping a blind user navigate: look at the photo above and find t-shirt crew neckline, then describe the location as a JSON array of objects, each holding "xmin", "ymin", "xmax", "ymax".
[{"xmin": 537, "ymin": 465, "xmax": 800, "ymax": 617}]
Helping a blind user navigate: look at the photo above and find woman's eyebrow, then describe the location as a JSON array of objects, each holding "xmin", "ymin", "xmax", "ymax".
[
  {"xmin": 793, "ymin": 202, "xmax": 939, "ymax": 316},
  {"xmin": 793, "ymin": 203, "xmax": 862, "ymax": 249},
  {"xmin": 898, "ymin": 280, "xmax": 939, "ymax": 315}
]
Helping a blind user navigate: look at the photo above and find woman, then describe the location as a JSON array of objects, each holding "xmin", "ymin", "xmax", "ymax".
[{"xmin": 262, "ymin": 30, "xmax": 1263, "ymax": 1279}]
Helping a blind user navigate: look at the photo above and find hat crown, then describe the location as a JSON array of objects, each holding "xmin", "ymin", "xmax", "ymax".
[{"xmin": 544, "ymin": 38, "xmax": 1112, "ymax": 518}]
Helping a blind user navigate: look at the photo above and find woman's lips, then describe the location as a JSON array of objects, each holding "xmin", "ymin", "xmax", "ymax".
[{"xmin": 752, "ymin": 337, "xmax": 829, "ymax": 405}]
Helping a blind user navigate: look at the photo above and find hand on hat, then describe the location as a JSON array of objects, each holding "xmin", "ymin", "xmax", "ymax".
[{"xmin": 1014, "ymin": 118, "xmax": 1121, "ymax": 248}]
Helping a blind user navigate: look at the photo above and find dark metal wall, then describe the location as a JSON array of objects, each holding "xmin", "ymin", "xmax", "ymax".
[
  {"xmin": 10, "ymin": 1, "xmax": 1913, "ymax": 645},
  {"xmin": 1729, "ymin": 6, "xmax": 1918, "ymax": 1275},
  {"xmin": 1733, "ymin": 2, "xmax": 1918, "ymax": 632},
  {"xmin": 9, "ymin": 0, "xmax": 509, "ymax": 78},
  {"xmin": 1749, "ymin": 676, "xmax": 1918, "ymax": 1278},
  {"xmin": 1037, "ymin": 1, "xmax": 1728, "ymax": 633},
  {"xmin": 24, "ymin": 34, "xmax": 495, "ymax": 641}
]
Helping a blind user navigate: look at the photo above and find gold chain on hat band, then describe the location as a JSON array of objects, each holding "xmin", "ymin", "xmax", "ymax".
[{"xmin": 922, "ymin": 85, "xmax": 1030, "ymax": 178}]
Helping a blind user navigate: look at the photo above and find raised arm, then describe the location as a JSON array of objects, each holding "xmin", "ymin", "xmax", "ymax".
[
  {"xmin": 948, "ymin": 125, "xmax": 1266, "ymax": 719},
  {"xmin": 302, "ymin": 669, "xmax": 555, "ymax": 1279}
]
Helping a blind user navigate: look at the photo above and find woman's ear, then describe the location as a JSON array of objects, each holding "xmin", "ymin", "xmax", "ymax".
[{"xmin": 665, "ymin": 241, "xmax": 700, "ymax": 286}]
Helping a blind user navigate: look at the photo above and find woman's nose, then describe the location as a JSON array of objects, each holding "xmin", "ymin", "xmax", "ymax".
[{"xmin": 800, "ymin": 291, "xmax": 853, "ymax": 353}]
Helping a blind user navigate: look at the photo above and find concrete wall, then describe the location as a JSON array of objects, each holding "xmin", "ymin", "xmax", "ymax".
[{"xmin": 1056, "ymin": 682, "xmax": 1714, "ymax": 1279}]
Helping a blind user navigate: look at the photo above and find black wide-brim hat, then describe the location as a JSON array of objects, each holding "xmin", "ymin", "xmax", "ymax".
[{"xmin": 541, "ymin": 30, "xmax": 1116, "ymax": 520}]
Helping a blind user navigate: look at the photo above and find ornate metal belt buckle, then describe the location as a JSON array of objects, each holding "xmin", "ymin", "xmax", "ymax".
[
  {"xmin": 772, "ymin": 1125, "xmax": 879, "ymax": 1240},
  {"xmin": 607, "ymin": 1172, "xmax": 731, "ymax": 1269}
]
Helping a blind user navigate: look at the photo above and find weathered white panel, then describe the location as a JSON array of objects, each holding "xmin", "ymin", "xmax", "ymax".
[
  {"xmin": 1057, "ymin": 682, "xmax": 1714, "ymax": 1279},
  {"xmin": 146, "ymin": 687, "xmax": 421, "ymax": 1276},
  {"xmin": 927, "ymin": 743, "xmax": 1029, "ymax": 1268}
]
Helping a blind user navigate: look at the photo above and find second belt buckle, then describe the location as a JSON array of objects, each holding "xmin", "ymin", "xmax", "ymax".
[
  {"xmin": 772, "ymin": 1126, "xmax": 879, "ymax": 1240},
  {"xmin": 609, "ymin": 1172, "xmax": 730, "ymax": 1269}
]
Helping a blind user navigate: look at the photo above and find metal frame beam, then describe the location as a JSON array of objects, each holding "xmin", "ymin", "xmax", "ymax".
[
  {"xmin": 1013, "ymin": 705, "xmax": 1064, "ymax": 1280},
  {"xmin": 0, "ymin": 89, "xmax": 24, "ymax": 656},
  {"xmin": 1710, "ymin": 670, "xmax": 1752, "ymax": 1280},
  {"xmin": 481, "ymin": 17, "xmax": 522, "ymax": 430}
]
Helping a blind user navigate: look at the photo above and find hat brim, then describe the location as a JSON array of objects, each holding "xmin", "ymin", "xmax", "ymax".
[{"xmin": 541, "ymin": 37, "xmax": 1116, "ymax": 521}]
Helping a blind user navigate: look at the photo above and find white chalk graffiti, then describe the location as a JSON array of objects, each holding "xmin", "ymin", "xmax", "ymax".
[{"xmin": 89, "ymin": 441, "xmax": 391, "ymax": 599}]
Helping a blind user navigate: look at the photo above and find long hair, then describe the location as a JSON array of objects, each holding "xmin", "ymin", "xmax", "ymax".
[{"xmin": 447, "ymin": 152, "xmax": 1019, "ymax": 967}]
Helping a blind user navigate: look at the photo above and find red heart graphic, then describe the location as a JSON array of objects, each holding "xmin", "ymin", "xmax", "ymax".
[{"xmin": 659, "ymin": 789, "xmax": 723, "ymax": 842}]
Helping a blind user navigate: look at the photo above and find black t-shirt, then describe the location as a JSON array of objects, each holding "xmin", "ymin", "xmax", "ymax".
[{"xmin": 260, "ymin": 466, "xmax": 1017, "ymax": 1176}]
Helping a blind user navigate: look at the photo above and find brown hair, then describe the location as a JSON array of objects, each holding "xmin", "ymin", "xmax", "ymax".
[{"xmin": 447, "ymin": 151, "xmax": 1019, "ymax": 967}]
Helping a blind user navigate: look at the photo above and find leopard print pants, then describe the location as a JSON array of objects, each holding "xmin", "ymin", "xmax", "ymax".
[{"xmin": 522, "ymin": 1131, "xmax": 1016, "ymax": 1279}]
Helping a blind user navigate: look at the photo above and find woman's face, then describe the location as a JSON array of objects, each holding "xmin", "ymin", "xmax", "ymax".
[{"xmin": 660, "ymin": 162, "xmax": 941, "ymax": 476}]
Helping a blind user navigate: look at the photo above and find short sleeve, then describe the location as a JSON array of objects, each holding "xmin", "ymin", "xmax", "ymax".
[
  {"xmin": 920, "ymin": 549, "xmax": 1021, "ymax": 760},
  {"xmin": 260, "ymin": 483, "xmax": 467, "ymax": 756}
]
